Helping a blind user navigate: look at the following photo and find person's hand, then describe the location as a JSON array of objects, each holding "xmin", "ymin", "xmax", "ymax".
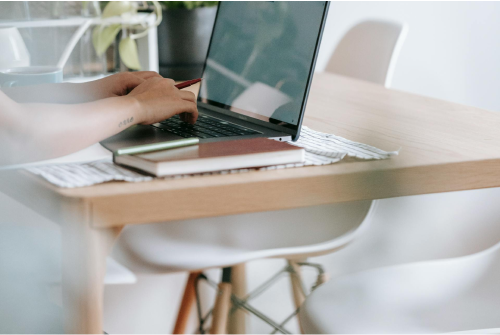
[
  {"xmin": 127, "ymin": 77, "xmax": 198, "ymax": 125},
  {"xmin": 81, "ymin": 71, "xmax": 162, "ymax": 101}
]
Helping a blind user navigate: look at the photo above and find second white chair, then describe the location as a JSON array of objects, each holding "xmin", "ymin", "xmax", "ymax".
[
  {"xmin": 300, "ymin": 238, "xmax": 500, "ymax": 333},
  {"xmin": 325, "ymin": 19, "xmax": 408, "ymax": 87}
]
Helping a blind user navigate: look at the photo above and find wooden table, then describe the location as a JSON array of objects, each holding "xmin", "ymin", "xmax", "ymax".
[{"xmin": 2, "ymin": 72, "xmax": 500, "ymax": 333}]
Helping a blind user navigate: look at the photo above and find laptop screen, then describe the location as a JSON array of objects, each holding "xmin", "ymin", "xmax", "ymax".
[{"xmin": 199, "ymin": 1, "xmax": 328, "ymax": 131}]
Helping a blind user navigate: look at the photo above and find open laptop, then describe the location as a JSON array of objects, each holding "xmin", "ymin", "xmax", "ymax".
[{"xmin": 101, "ymin": 1, "xmax": 329, "ymax": 152}]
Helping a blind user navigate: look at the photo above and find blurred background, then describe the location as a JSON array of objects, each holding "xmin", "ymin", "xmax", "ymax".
[
  {"xmin": 1, "ymin": 1, "xmax": 500, "ymax": 333},
  {"xmin": 0, "ymin": 1, "xmax": 217, "ymax": 80}
]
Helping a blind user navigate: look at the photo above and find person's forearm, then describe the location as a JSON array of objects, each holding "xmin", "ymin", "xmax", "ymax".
[
  {"xmin": 1, "ymin": 97, "xmax": 142, "ymax": 165},
  {"xmin": 1, "ymin": 75, "xmax": 198, "ymax": 166}
]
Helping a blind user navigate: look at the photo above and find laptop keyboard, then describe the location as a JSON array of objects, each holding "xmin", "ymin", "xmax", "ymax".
[{"xmin": 152, "ymin": 114, "xmax": 262, "ymax": 139}]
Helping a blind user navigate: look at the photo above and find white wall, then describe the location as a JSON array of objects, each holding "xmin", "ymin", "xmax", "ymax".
[{"xmin": 317, "ymin": 1, "xmax": 500, "ymax": 112}]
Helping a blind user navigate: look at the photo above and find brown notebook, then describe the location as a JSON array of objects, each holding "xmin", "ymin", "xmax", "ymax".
[{"xmin": 114, "ymin": 138, "xmax": 305, "ymax": 176}]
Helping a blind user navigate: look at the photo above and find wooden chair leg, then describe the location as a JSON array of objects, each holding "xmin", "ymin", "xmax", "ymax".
[
  {"xmin": 228, "ymin": 263, "xmax": 247, "ymax": 334},
  {"xmin": 288, "ymin": 260, "xmax": 306, "ymax": 334},
  {"xmin": 173, "ymin": 272, "xmax": 200, "ymax": 334},
  {"xmin": 211, "ymin": 282, "xmax": 232, "ymax": 334},
  {"xmin": 211, "ymin": 268, "xmax": 232, "ymax": 334}
]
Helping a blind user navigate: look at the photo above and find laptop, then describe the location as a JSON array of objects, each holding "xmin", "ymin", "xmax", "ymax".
[{"xmin": 101, "ymin": 1, "xmax": 330, "ymax": 152}]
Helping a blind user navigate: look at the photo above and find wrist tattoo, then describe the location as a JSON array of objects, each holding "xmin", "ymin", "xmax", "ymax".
[{"xmin": 119, "ymin": 117, "xmax": 134, "ymax": 128}]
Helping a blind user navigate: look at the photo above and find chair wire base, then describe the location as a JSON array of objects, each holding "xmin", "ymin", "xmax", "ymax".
[{"xmin": 193, "ymin": 261, "xmax": 327, "ymax": 334}]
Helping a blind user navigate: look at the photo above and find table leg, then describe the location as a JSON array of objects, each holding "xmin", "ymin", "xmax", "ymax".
[{"xmin": 60, "ymin": 200, "xmax": 122, "ymax": 334}]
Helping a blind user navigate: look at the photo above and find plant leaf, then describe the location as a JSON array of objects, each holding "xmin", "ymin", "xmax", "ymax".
[
  {"xmin": 119, "ymin": 37, "xmax": 142, "ymax": 70},
  {"xmin": 92, "ymin": 24, "xmax": 121, "ymax": 56},
  {"xmin": 102, "ymin": 1, "xmax": 133, "ymax": 18}
]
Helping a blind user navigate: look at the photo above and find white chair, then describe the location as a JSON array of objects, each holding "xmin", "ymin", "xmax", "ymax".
[
  {"xmin": 298, "ymin": 20, "xmax": 500, "ymax": 334},
  {"xmin": 300, "ymin": 239, "xmax": 500, "ymax": 333},
  {"xmin": 111, "ymin": 19, "xmax": 409, "ymax": 334},
  {"xmin": 113, "ymin": 201, "xmax": 375, "ymax": 334},
  {"xmin": 314, "ymin": 187, "xmax": 500, "ymax": 279},
  {"xmin": 325, "ymin": 20, "xmax": 408, "ymax": 87}
]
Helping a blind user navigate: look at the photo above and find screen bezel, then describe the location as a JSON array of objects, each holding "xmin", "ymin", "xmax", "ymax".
[{"xmin": 197, "ymin": 1, "xmax": 330, "ymax": 141}]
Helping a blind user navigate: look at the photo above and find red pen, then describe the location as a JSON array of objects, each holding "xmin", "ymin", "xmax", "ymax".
[{"xmin": 175, "ymin": 78, "xmax": 202, "ymax": 89}]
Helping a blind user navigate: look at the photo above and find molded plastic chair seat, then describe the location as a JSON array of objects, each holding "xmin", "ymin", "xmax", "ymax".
[
  {"xmin": 300, "ymin": 241, "xmax": 500, "ymax": 333},
  {"xmin": 113, "ymin": 201, "xmax": 375, "ymax": 274}
]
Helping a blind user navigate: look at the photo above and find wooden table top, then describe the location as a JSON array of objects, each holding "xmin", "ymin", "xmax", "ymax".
[{"xmin": 3, "ymin": 72, "xmax": 500, "ymax": 227}]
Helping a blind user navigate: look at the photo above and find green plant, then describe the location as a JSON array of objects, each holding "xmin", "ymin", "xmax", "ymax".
[
  {"xmin": 160, "ymin": 1, "xmax": 218, "ymax": 10},
  {"xmin": 92, "ymin": 1, "xmax": 162, "ymax": 70}
]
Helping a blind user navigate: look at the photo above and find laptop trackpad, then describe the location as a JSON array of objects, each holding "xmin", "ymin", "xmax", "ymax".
[{"xmin": 100, "ymin": 125, "xmax": 182, "ymax": 152}]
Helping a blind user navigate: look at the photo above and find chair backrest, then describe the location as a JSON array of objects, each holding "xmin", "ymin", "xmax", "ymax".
[
  {"xmin": 300, "ymin": 238, "xmax": 500, "ymax": 333},
  {"xmin": 325, "ymin": 20, "xmax": 408, "ymax": 87}
]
